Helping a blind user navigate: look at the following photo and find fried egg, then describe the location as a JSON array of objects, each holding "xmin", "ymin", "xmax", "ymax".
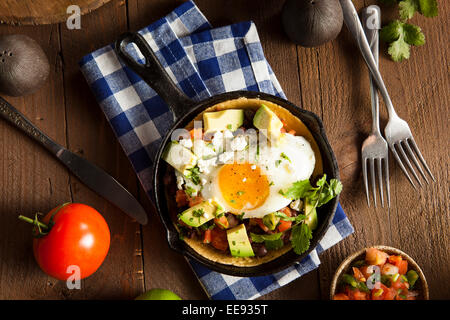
[{"xmin": 201, "ymin": 133, "xmax": 315, "ymax": 218}]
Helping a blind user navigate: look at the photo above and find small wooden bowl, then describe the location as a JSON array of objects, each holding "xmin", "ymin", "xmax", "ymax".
[{"xmin": 330, "ymin": 245, "xmax": 429, "ymax": 300}]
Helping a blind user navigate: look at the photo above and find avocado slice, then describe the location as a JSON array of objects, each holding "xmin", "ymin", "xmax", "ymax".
[
  {"xmin": 304, "ymin": 199, "xmax": 318, "ymax": 230},
  {"xmin": 162, "ymin": 141, "xmax": 197, "ymax": 176},
  {"xmin": 227, "ymin": 224, "xmax": 255, "ymax": 257},
  {"xmin": 179, "ymin": 201, "xmax": 217, "ymax": 228},
  {"xmin": 253, "ymin": 104, "xmax": 284, "ymax": 144},
  {"xmin": 262, "ymin": 213, "xmax": 280, "ymax": 231},
  {"xmin": 203, "ymin": 109, "xmax": 244, "ymax": 133}
]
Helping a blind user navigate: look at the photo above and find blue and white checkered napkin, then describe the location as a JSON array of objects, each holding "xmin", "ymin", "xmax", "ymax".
[{"xmin": 79, "ymin": 1, "xmax": 354, "ymax": 300}]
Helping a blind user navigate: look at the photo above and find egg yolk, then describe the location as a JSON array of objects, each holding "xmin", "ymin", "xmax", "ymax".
[{"xmin": 218, "ymin": 163, "xmax": 270, "ymax": 211}]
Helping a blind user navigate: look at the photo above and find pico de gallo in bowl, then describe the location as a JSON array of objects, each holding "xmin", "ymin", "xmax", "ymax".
[{"xmin": 330, "ymin": 246, "xmax": 429, "ymax": 300}]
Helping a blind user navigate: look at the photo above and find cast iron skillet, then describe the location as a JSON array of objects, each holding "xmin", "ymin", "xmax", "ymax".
[{"xmin": 115, "ymin": 32, "xmax": 340, "ymax": 276}]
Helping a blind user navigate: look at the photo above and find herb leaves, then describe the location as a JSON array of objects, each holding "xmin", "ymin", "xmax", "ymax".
[
  {"xmin": 278, "ymin": 174, "xmax": 342, "ymax": 255},
  {"xmin": 379, "ymin": 0, "xmax": 438, "ymax": 61},
  {"xmin": 279, "ymin": 174, "xmax": 343, "ymax": 209}
]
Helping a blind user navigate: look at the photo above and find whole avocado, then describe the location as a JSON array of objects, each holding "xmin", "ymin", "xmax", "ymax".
[
  {"xmin": 282, "ymin": 0, "xmax": 343, "ymax": 47},
  {"xmin": 0, "ymin": 34, "xmax": 50, "ymax": 97}
]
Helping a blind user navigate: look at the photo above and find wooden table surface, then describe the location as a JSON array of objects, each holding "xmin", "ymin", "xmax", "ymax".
[{"xmin": 0, "ymin": 0, "xmax": 448, "ymax": 300}]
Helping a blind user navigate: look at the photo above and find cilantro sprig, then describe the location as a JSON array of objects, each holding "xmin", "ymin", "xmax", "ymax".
[
  {"xmin": 291, "ymin": 223, "xmax": 312, "ymax": 255},
  {"xmin": 278, "ymin": 174, "xmax": 342, "ymax": 255},
  {"xmin": 379, "ymin": 0, "xmax": 438, "ymax": 61},
  {"xmin": 279, "ymin": 174, "xmax": 343, "ymax": 209}
]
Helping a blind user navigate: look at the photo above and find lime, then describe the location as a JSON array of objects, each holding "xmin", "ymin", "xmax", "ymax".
[{"xmin": 135, "ymin": 288, "xmax": 182, "ymax": 300}]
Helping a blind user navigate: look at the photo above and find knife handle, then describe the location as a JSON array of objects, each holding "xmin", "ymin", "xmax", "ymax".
[{"xmin": 0, "ymin": 96, "xmax": 64, "ymax": 155}]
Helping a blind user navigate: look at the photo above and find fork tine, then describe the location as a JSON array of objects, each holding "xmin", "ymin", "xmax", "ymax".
[
  {"xmin": 390, "ymin": 144, "xmax": 417, "ymax": 189},
  {"xmin": 384, "ymin": 157, "xmax": 391, "ymax": 207},
  {"xmin": 408, "ymin": 137, "xmax": 436, "ymax": 182},
  {"xmin": 396, "ymin": 142, "xmax": 423, "ymax": 187},
  {"xmin": 369, "ymin": 158, "xmax": 377, "ymax": 208},
  {"xmin": 404, "ymin": 139, "xmax": 429, "ymax": 184},
  {"xmin": 376, "ymin": 158, "xmax": 384, "ymax": 207},
  {"xmin": 362, "ymin": 157, "xmax": 370, "ymax": 207}
]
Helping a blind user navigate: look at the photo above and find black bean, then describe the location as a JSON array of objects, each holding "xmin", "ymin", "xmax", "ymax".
[
  {"xmin": 282, "ymin": 230, "xmax": 292, "ymax": 244},
  {"xmin": 252, "ymin": 243, "xmax": 268, "ymax": 257},
  {"xmin": 226, "ymin": 213, "xmax": 239, "ymax": 228}
]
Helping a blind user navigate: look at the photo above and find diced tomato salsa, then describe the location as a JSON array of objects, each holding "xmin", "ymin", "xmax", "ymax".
[{"xmin": 332, "ymin": 248, "xmax": 420, "ymax": 300}]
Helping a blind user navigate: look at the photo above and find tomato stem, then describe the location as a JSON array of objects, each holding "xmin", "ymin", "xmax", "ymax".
[
  {"xmin": 18, "ymin": 215, "xmax": 49, "ymax": 229},
  {"xmin": 18, "ymin": 213, "xmax": 51, "ymax": 237}
]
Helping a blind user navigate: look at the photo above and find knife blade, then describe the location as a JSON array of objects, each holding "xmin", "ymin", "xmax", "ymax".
[{"xmin": 0, "ymin": 96, "xmax": 148, "ymax": 225}]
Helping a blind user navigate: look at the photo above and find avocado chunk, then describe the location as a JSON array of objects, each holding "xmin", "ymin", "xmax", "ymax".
[
  {"xmin": 227, "ymin": 224, "xmax": 255, "ymax": 257},
  {"xmin": 179, "ymin": 201, "xmax": 217, "ymax": 228},
  {"xmin": 203, "ymin": 109, "xmax": 244, "ymax": 133},
  {"xmin": 304, "ymin": 199, "xmax": 318, "ymax": 230},
  {"xmin": 162, "ymin": 141, "xmax": 197, "ymax": 176},
  {"xmin": 253, "ymin": 104, "xmax": 284, "ymax": 143},
  {"xmin": 262, "ymin": 213, "xmax": 280, "ymax": 231}
]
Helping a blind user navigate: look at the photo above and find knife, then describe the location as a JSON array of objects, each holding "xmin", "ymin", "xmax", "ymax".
[{"xmin": 0, "ymin": 96, "xmax": 148, "ymax": 225}]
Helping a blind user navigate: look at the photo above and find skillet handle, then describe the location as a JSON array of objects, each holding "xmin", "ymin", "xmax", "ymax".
[{"xmin": 115, "ymin": 32, "xmax": 195, "ymax": 121}]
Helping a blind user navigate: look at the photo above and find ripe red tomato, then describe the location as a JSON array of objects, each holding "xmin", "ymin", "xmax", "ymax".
[{"xmin": 32, "ymin": 203, "xmax": 110, "ymax": 280}]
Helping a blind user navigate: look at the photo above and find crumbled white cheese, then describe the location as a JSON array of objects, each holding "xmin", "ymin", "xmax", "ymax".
[
  {"xmin": 212, "ymin": 131, "xmax": 223, "ymax": 152},
  {"xmin": 179, "ymin": 138, "xmax": 193, "ymax": 149},
  {"xmin": 242, "ymin": 177, "xmax": 247, "ymax": 182},
  {"xmin": 223, "ymin": 130, "xmax": 234, "ymax": 139},
  {"xmin": 230, "ymin": 135, "xmax": 247, "ymax": 151},
  {"xmin": 184, "ymin": 179, "xmax": 199, "ymax": 196},
  {"xmin": 175, "ymin": 171, "xmax": 185, "ymax": 190},
  {"xmin": 193, "ymin": 140, "xmax": 216, "ymax": 159},
  {"xmin": 197, "ymin": 158, "xmax": 217, "ymax": 174},
  {"xmin": 250, "ymin": 164, "xmax": 257, "ymax": 170},
  {"xmin": 218, "ymin": 151, "xmax": 234, "ymax": 164},
  {"xmin": 290, "ymin": 199, "xmax": 303, "ymax": 211}
]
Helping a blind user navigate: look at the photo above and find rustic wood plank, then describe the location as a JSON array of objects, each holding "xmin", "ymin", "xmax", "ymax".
[
  {"xmin": 54, "ymin": 0, "xmax": 145, "ymax": 299},
  {"xmin": 0, "ymin": 0, "xmax": 113, "ymax": 26},
  {"xmin": 377, "ymin": 0, "xmax": 450, "ymax": 299},
  {"xmin": 303, "ymin": 0, "xmax": 450, "ymax": 299},
  {"xmin": 0, "ymin": 24, "xmax": 73, "ymax": 299}
]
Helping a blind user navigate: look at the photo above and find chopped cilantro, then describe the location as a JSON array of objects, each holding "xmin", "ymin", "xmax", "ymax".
[
  {"xmin": 215, "ymin": 204, "xmax": 224, "ymax": 217},
  {"xmin": 185, "ymin": 186, "xmax": 196, "ymax": 197},
  {"xmin": 186, "ymin": 166, "xmax": 201, "ymax": 185},
  {"xmin": 192, "ymin": 208, "xmax": 205, "ymax": 218},
  {"xmin": 280, "ymin": 152, "xmax": 291, "ymax": 162}
]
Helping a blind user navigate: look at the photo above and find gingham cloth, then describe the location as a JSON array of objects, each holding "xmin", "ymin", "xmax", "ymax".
[{"xmin": 79, "ymin": 0, "xmax": 354, "ymax": 300}]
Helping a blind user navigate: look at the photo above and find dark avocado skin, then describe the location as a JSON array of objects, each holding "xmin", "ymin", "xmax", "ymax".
[
  {"xmin": 0, "ymin": 34, "xmax": 49, "ymax": 97},
  {"xmin": 282, "ymin": 0, "xmax": 343, "ymax": 47}
]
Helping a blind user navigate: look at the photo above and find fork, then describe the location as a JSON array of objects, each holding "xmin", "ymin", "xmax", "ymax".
[
  {"xmin": 361, "ymin": 5, "xmax": 389, "ymax": 207},
  {"xmin": 340, "ymin": 0, "xmax": 435, "ymax": 192}
]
